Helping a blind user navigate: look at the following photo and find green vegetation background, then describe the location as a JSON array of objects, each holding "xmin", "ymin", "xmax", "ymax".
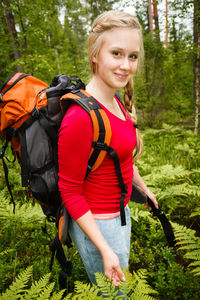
[{"xmin": 0, "ymin": 0, "xmax": 199, "ymax": 299}]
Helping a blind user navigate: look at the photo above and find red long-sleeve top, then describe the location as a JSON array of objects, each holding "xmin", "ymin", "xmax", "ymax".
[{"xmin": 58, "ymin": 98, "xmax": 136, "ymax": 220}]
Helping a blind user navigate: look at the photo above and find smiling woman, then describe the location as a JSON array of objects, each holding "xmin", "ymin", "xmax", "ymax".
[
  {"xmin": 91, "ymin": 27, "xmax": 140, "ymax": 90},
  {"xmin": 58, "ymin": 10, "xmax": 158, "ymax": 298}
]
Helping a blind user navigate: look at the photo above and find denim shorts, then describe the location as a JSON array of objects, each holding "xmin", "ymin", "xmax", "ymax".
[{"xmin": 69, "ymin": 205, "xmax": 131, "ymax": 285}]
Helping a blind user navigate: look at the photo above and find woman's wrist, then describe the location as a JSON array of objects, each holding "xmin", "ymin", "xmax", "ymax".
[{"xmin": 99, "ymin": 244, "xmax": 113, "ymax": 257}]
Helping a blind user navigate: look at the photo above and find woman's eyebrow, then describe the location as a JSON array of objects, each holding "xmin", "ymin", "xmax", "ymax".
[{"xmin": 110, "ymin": 46, "xmax": 139, "ymax": 53}]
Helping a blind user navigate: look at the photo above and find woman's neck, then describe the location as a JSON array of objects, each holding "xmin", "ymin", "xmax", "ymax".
[
  {"xmin": 86, "ymin": 76, "xmax": 115, "ymax": 106},
  {"xmin": 86, "ymin": 76, "xmax": 126, "ymax": 121}
]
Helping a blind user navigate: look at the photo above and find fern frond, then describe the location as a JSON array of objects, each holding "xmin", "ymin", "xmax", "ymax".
[
  {"xmin": 190, "ymin": 207, "xmax": 200, "ymax": 217},
  {"xmin": 95, "ymin": 272, "xmax": 123, "ymax": 299},
  {"xmin": 143, "ymin": 165, "xmax": 191, "ymax": 186},
  {"xmin": 134, "ymin": 269, "xmax": 157, "ymax": 295},
  {"xmin": 24, "ymin": 273, "xmax": 51, "ymax": 299},
  {"xmin": 50, "ymin": 289, "xmax": 67, "ymax": 300},
  {"xmin": 73, "ymin": 280, "xmax": 101, "ymax": 299},
  {"xmin": 158, "ymin": 183, "xmax": 200, "ymax": 200},
  {"xmin": 62, "ymin": 293, "xmax": 74, "ymax": 300},
  {"xmin": 62, "ymin": 293, "xmax": 73, "ymax": 300},
  {"xmin": 124, "ymin": 269, "xmax": 157, "ymax": 300},
  {"xmin": 0, "ymin": 248, "xmax": 15, "ymax": 256},
  {"xmin": 175, "ymin": 143, "xmax": 196, "ymax": 157},
  {"xmin": 172, "ymin": 222, "xmax": 200, "ymax": 277},
  {"xmin": 37, "ymin": 282, "xmax": 55, "ymax": 300},
  {"xmin": 0, "ymin": 266, "xmax": 32, "ymax": 300},
  {"xmin": 0, "ymin": 199, "xmax": 44, "ymax": 224},
  {"xmin": 130, "ymin": 207, "xmax": 157, "ymax": 224}
]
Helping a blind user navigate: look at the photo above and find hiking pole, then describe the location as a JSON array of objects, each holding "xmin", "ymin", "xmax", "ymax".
[{"xmin": 131, "ymin": 181, "xmax": 176, "ymax": 247}]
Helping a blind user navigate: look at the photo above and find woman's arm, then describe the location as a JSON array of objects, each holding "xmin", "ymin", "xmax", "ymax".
[
  {"xmin": 133, "ymin": 164, "xmax": 159, "ymax": 209},
  {"xmin": 58, "ymin": 105, "xmax": 125, "ymax": 286},
  {"xmin": 76, "ymin": 211, "xmax": 126, "ymax": 286}
]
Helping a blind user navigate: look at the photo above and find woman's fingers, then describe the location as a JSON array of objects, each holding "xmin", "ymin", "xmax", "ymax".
[
  {"xmin": 107, "ymin": 268, "xmax": 126, "ymax": 286},
  {"xmin": 103, "ymin": 249, "xmax": 126, "ymax": 286}
]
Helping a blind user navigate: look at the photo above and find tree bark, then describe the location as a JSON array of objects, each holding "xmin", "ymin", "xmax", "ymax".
[
  {"xmin": 148, "ymin": 0, "xmax": 153, "ymax": 36},
  {"xmin": 3, "ymin": 0, "xmax": 21, "ymax": 72},
  {"xmin": 193, "ymin": 0, "xmax": 200, "ymax": 135},
  {"xmin": 16, "ymin": 0, "xmax": 28, "ymax": 54},
  {"xmin": 153, "ymin": 0, "xmax": 160, "ymax": 44}
]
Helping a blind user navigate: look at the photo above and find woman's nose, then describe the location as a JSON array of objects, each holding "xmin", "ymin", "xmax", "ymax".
[{"xmin": 120, "ymin": 57, "xmax": 130, "ymax": 70}]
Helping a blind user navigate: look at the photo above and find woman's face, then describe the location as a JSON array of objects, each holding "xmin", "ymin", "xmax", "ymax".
[{"xmin": 92, "ymin": 27, "xmax": 140, "ymax": 91}]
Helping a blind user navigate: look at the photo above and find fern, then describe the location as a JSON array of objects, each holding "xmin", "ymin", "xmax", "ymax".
[
  {"xmin": 120, "ymin": 269, "xmax": 158, "ymax": 300},
  {"xmin": 37, "ymin": 282, "xmax": 55, "ymax": 300},
  {"xmin": 23, "ymin": 273, "xmax": 52, "ymax": 299},
  {"xmin": 95, "ymin": 272, "xmax": 123, "ymax": 299},
  {"xmin": 71, "ymin": 280, "xmax": 101, "ymax": 299},
  {"xmin": 0, "ymin": 194, "xmax": 45, "ymax": 224},
  {"xmin": 190, "ymin": 207, "xmax": 200, "ymax": 218},
  {"xmin": 130, "ymin": 206, "xmax": 157, "ymax": 224},
  {"xmin": 143, "ymin": 164, "xmax": 191, "ymax": 186},
  {"xmin": 0, "ymin": 267, "xmax": 65, "ymax": 300},
  {"xmin": 0, "ymin": 248, "xmax": 15, "ymax": 257},
  {"xmin": 172, "ymin": 222, "xmax": 200, "ymax": 276},
  {"xmin": 158, "ymin": 183, "xmax": 200, "ymax": 200},
  {"xmin": 0, "ymin": 266, "xmax": 33, "ymax": 300},
  {"xmin": 0, "ymin": 264, "xmax": 159, "ymax": 299},
  {"xmin": 51, "ymin": 290, "xmax": 68, "ymax": 300}
]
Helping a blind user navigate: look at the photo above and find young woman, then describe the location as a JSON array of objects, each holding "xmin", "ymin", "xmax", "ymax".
[{"xmin": 58, "ymin": 10, "xmax": 158, "ymax": 288}]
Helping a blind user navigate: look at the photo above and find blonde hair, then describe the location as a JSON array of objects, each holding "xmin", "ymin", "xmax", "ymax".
[{"xmin": 88, "ymin": 10, "xmax": 144, "ymax": 161}]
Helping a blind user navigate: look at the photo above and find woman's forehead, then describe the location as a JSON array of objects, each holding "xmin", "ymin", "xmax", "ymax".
[{"xmin": 101, "ymin": 27, "xmax": 141, "ymax": 52}]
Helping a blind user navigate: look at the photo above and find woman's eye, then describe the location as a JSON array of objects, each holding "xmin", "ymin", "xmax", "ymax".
[
  {"xmin": 112, "ymin": 51, "xmax": 121, "ymax": 57},
  {"xmin": 130, "ymin": 54, "xmax": 138, "ymax": 60}
]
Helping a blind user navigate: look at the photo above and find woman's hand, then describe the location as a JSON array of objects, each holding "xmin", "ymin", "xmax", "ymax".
[
  {"xmin": 101, "ymin": 247, "xmax": 126, "ymax": 286},
  {"xmin": 144, "ymin": 188, "xmax": 159, "ymax": 210},
  {"xmin": 133, "ymin": 165, "xmax": 159, "ymax": 210},
  {"xmin": 76, "ymin": 211, "xmax": 126, "ymax": 286}
]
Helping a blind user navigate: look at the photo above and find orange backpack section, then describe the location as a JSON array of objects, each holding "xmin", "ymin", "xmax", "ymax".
[{"xmin": 0, "ymin": 73, "xmax": 48, "ymax": 134}]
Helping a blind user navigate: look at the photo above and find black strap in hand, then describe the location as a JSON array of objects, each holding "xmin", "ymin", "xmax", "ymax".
[{"xmin": 131, "ymin": 181, "xmax": 175, "ymax": 247}]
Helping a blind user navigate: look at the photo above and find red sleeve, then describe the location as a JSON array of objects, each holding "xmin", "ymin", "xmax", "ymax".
[{"xmin": 58, "ymin": 104, "xmax": 93, "ymax": 220}]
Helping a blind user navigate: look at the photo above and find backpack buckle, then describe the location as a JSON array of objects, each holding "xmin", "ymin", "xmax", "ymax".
[
  {"xmin": 92, "ymin": 141, "xmax": 108, "ymax": 150},
  {"xmin": 31, "ymin": 107, "xmax": 40, "ymax": 119}
]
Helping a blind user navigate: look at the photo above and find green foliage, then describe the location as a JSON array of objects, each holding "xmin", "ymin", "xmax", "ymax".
[
  {"xmin": 0, "ymin": 266, "xmax": 58, "ymax": 300},
  {"xmin": 173, "ymin": 221, "xmax": 200, "ymax": 276},
  {"xmin": 0, "ymin": 266, "xmax": 33, "ymax": 300},
  {"xmin": 0, "ymin": 0, "xmax": 196, "ymax": 131},
  {"xmin": 1, "ymin": 124, "xmax": 200, "ymax": 299},
  {"xmin": 0, "ymin": 267, "xmax": 158, "ymax": 300}
]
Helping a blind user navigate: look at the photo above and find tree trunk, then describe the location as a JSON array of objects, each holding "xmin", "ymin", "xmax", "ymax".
[
  {"xmin": 3, "ymin": 0, "xmax": 22, "ymax": 72},
  {"xmin": 153, "ymin": 0, "xmax": 160, "ymax": 44},
  {"xmin": 193, "ymin": 0, "xmax": 200, "ymax": 135},
  {"xmin": 165, "ymin": 0, "xmax": 168, "ymax": 49},
  {"xmin": 16, "ymin": 0, "xmax": 28, "ymax": 54},
  {"xmin": 148, "ymin": 0, "xmax": 153, "ymax": 36}
]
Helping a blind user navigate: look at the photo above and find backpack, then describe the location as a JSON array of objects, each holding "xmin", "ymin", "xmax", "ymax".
[{"xmin": 0, "ymin": 72, "xmax": 128, "ymax": 289}]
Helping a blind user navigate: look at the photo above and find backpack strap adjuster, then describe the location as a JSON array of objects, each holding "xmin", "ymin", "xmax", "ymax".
[
  {"xmin": 92, "ymin": 141, "xmax": 108, "ymax": 150},
  {"xmin": 31, "ymin": 107, "xmax": 40, "ymax": 119}
]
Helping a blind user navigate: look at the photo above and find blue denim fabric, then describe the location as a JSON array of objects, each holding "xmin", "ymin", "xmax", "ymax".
[{"xmin": 69, "ymin": 205, "xmax": 131, "ymax": 287}]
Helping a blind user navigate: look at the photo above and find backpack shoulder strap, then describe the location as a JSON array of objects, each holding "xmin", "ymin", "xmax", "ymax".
[
  {"xmin": 60, "ymin": 89, "xmax": 127, "ymax": 226},
  {"xmin": 60, "ymin": 89, "xmax": 112, "ymax": 174}
]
